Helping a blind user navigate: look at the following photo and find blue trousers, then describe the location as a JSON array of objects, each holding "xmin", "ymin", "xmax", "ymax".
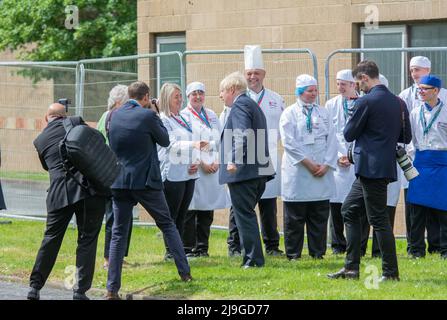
[{"xmin": 106, "ymin": 188, "xmax": 190, "ymax": 293}]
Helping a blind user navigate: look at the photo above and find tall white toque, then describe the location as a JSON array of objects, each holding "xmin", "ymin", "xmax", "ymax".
[{"xmin": 244, "ymin": 45, "xmax": 265, "ymax": 70}]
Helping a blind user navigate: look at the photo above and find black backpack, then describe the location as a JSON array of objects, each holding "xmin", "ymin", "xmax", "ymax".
[{"xmin": 59, "ymin": 116, "xmax": 121, "ymax": 191}]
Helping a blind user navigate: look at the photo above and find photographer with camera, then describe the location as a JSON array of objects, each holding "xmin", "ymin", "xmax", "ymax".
[
  {"xmin": 407, "ymin": 75, "xmax": 447, "ymax": 259},
  {"xmin": 27, "ymin": 102, "xmax": 106, "ymax": 300},
  {"xmin": 327, "ymin": 60, "xmax": 411, "ymax": 282}
]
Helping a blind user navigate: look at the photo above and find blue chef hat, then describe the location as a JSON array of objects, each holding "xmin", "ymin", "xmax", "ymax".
[{"xmin": 419, "ymin": 74, "xmax": 442, "ymax": 89}]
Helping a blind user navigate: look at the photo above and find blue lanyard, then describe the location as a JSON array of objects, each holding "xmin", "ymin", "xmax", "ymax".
[
  {"xmin": 420, "ymin": 100, "xmax": 443, "ymax": 136},
  {"xmin": 343, "ymin": 98, "xmax": 349, "ymax": 120},
  {"xmin": 302, "ymin": 105, "xmax": 314, "ymax": 133},
  {"xmin": 199, "ymin": 108, "xmax": 212, "ymax": 128}
]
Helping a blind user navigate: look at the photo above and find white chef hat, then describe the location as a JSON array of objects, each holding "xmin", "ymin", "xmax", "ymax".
[
  {"xmin": 244, "ymin": 45, "xmax": 265, "ymax": 70},
  {"xmin": 336, "ymin": 69, "xmax": 355, "ymax": 83},
  {"xmin": 295, "ymin": 74, "xmax": 317, "ymax": 88},
  {"xmin": 379, "ymin": 74, "xmax": 389, "ymax": 87},
  {"xmin": 410, "ymin": 56, "xmax": 431, "ymax": 69},
  {"xmin": 186, "ymin": 81, "xmax": 205, "ymax": 96}
]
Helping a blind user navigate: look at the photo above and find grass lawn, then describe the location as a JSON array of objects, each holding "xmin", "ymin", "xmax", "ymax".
[
  {"xmin": 1, "ymin": 217, "xmax": 446, "ymax": 299},
  {"xmin": 0, "ymin": 171, "xmax": 49, "ymax": 182}
]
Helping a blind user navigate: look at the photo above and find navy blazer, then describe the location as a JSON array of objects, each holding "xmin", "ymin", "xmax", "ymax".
[
  {"xmin": 344, "ymin": 85, "xmax": 412, "ymax": 182},
  {"xmin": 108, "ymin": 101, "xmax": 170, "ymax": 190},
  {"xmin": 219, "ymin": 93, "xmax": 274, "ymax": 184}
]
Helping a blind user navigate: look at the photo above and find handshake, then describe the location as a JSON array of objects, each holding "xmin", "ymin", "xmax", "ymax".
[{"xmin": 193, "ymin": 140, "xmax": 210, "ymax": 151}]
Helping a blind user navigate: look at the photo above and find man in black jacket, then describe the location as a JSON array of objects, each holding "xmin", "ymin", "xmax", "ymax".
[
  {"xmin": 328, "ymin": 60, "xmax": 412, "ymax": 281},
  {"xmin": 28, "ymin": 103, "xmax": 106, "ymax": 300}
]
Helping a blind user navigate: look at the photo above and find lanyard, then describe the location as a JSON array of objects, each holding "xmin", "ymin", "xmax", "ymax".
[
  {"xmin": 172, "ymin": 114, "xmax": 192, "ymax": 133},
  {"xmin": 420, "ymin": 100, "xmax": 443, "ymax": 136},
  {"xmin": 302, "ymin": 105, "xmax": 314, "ymax": 133},
  {"xmin": 343, "ymin": 98, "xmax": 349, "ymax": 120},
  {"xmin": 188, "ymin": 106, "xmax": 211, "ymax": 128},
  {"xmin": 256, "ymin": 89, "xmax": 266, "ymax": 107}
]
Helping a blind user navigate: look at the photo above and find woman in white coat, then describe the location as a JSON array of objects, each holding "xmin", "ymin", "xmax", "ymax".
[
  {"xmin": 180, "ymin": 82, "xmax": 230, "ymax": 257},
  {"xmin": 279, "ymin": 74, "xmax": 338, "ymax": 259},
  {"xmin": 158, "ymin": 82, "xmax": 208, "ymax": 261}
]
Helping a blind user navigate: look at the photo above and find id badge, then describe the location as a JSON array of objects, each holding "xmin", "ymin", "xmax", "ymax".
[{"xmin": 303, "ymin": 134, "xmax": 315, "ymax": 145}]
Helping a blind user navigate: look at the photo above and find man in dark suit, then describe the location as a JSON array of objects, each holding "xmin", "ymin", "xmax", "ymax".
[
  {"xmin": 328, "ymin": 60, "xmax": 412, "ymax": 281},
  {"xmin": 219, "ymin": 72, "xmax": 274, "ymax": 268},
  {"xmin": 106, "ymin": 81, "xmax": 191, "ymax": 300},
  {"xmin": 28, "ymin": 103, "xmax": 106, "ymax": 300}
]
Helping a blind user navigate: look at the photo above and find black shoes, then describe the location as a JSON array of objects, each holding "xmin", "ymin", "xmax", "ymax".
[
  {"xmin": 73, "ymin": 292, "xmax": 90, "ymax": 300},
  {"xmin": 266, "ymin": 249, "xmax": 284, "ymax": 256},
  {"xmin": 327, "ymin": 268, "xmax": 360, "ymax": 280},
  {"xmin": 379, "ymin": 275, "xmax": 400, "ymax": 282},
  {"xmin": 27, "ymin": 287, "xmax": 40, "ymax": 300}
]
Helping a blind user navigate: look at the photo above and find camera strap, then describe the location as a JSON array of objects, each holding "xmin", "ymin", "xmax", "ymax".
[{"xmin": 397, "ymin": 97, "xmax": 407, "ymax": 151}]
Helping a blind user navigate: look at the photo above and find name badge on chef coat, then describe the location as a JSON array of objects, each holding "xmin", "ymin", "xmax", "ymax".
[{"xmin": 303, "ymin": 134, "xmax": 315, "ymax": 145}]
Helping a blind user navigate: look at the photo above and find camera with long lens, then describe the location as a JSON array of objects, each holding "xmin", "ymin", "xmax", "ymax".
[
  {"xmin": 58, "ymin": 98, "xmax": 71, "ymax": 113},
  {"xmin": 396, "ymin": 146, "xmax": 419, "ymax": 181},
  {"xmin": 347, "ymin": 143, "xmax": 355, "ymax": 164}
]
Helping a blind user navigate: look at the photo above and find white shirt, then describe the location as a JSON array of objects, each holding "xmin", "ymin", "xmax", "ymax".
[
  {"xmin": 248, "ymin": 87, "xmax": 285, "ymax": 199},
  {"xmin": 180, "ymin": 106, "xmax": 231, "ymax": 210},
  {"xmin": 410, "ymin": 100, "xmax": 447, "ymax": 152},
  {"xmin": 279, "ymin": 98, "xmax": 338, "ymax": 202},
  {"xmin": 325, "ymin": 94, "xmax": 357, "ymax": 203},
  {"xmin": 158, "ymin": 113, "xmax": 200, "ymax": 182}
]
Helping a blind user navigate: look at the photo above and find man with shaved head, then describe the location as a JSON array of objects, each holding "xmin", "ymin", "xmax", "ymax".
[{"xmin": 27, "ymin": 103, "xmax": 106, "ymax": 300}]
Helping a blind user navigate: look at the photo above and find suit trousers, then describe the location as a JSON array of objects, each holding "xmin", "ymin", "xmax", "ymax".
[
  {"xmin": 342, "ymin": 177, "xmax": 399, "ymax": 277},
  {"xmin": 284, "ymin": 200, "xmax": 330, "ymax": 258},
  {"xmin": 227, "ymin": 198, "xmax": 280, "ymax": 252},
  {"xmin": 183, "ymin": 210, "xmax": 214, "ymax": 254},
  {"xmin": 106, "ymin": 189, "xmax": 190, "ymax": 293},
  {"xmin": 104, "ymin": 197, "xmax": 132, "ymax": 259},
  {"xmin": 228, "ymin": 178, "xmax": 266, "ymax": 267},
  {"xmin": 227, "ymin": 206, "xmax": 241, "ymax": 253},
  {"xmin": 30, "ymin": 195, "xmax": 105, "ymax": 294},
  {"xmin": 362, "ymin": 206, "xmax": 396, "ymax": 257},
  {"xmin": 163, "ymin": 179, "xmax": 196, "ymax": 254},
  {"xmin": 409, "ymin": 204, "xmax": 447, "ymax": 256}
]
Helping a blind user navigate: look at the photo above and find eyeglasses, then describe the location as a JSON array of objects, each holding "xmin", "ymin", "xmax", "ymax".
[{"xmin": 418, "ymin": 86, "xmax": 435, "ymax": 92}]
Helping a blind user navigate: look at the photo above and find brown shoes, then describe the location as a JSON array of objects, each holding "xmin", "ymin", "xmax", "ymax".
[
  {"xmin": 106, "ymin": 291, "xmax": 122, "ymax": 300},
  {"xmin": 180, "ymin": 273, "xmax": 193, "ymax": 282}
]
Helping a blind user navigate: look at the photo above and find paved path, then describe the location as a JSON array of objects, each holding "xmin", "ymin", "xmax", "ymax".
[{"xmin": 0, "ymin": 280, "xmax": 103, "ymax": 300}]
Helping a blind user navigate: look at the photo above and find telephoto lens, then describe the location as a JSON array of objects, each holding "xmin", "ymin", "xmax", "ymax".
[{"xmin": 396, "ymin": 146, "xmax": 419, "ymax": 181}]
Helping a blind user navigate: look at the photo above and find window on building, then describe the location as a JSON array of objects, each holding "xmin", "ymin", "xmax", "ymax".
[
  {"xmin": 156, "ymin": 34, "xmax": 186, "ymax": 96},
  {"xmin": 361, "ymin": 22, "xmax": 447, "ymax": 93},
  {"xmin": 361, "ymin": 26, "xmax": 407, "ymax": 93}
]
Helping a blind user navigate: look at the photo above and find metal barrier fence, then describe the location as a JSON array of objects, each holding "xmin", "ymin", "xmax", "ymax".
[
  {"xmin": 0, "ymin": 61, "xmax": 78, "ymax": 217},
  {"xmin": 324, "ymin": 47, "xmax": 447, "ymax": 102},
  {"xmin": 182, "ymin": 48, "xmax": 319, "ymax": 111}
]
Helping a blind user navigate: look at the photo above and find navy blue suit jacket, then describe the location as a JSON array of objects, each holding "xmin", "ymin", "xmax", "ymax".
[
  {"xmin": 108, "ymin": 101, "xmax": 170, "ymax": 190},
  {"xmin": 344, "ymin": 85, "xmax": 412, "ymax": 182},
  {"xmin": 219, "ymin": 93, "xmax": 274, "ymax": 184}
]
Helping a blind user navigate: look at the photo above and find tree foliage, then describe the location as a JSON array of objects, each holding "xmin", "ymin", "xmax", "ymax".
[{"xmin": 0, "ymin": 0, "xmax": 137, "ymax": 61}]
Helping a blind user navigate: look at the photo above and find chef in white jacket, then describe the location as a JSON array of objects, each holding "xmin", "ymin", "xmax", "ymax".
[
  {"xmin": 325, "ymin": 69, "xmax": 362, "ymax": 255},
  {"xmin": 226, "ymin": 45, "xmax": 286, "ymax": 256},
  {"xmin": 399, "ymin": 56, "xmax": 445, "ymax": 254},
  {"xmin": 279, "ymin": 74, "xmax": 338, "ymax": 259},
  {"xmin": 180, "ymin": 82, "xmax": 231, "ymax": 257}
]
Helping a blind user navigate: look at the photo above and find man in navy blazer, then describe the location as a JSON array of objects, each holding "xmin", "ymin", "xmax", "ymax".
[
  {"xmin": 219, "ymin": 72, "xmax": 274, "ymax": 268},
  {"xmin": 328, "ymin": 60, "xmax": 412, "ymax": 282},
  {"xmin": 106, "ymin": 82, "xmax": 191, "ymax": 300}
]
